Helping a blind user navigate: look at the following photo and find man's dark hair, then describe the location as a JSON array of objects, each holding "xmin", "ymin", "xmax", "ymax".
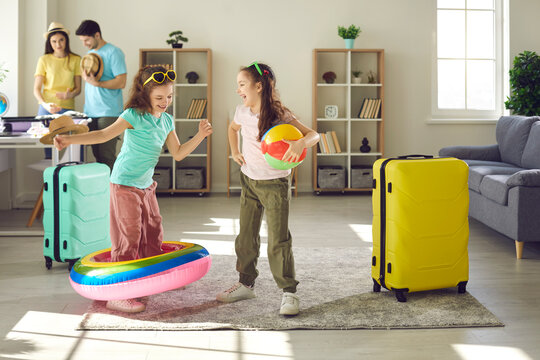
[{"xmin": 75, "ymin": 20, "xmax": 101, "ymax": 37}]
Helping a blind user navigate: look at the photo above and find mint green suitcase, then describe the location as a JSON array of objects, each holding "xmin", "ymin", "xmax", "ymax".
[{"xmin": 43, "ymin": 162, "xmax": 111, "ymax": 270}]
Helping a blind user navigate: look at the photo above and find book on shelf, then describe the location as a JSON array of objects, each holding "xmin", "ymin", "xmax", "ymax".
[
  {"xmin": 325, "ymin": 131, "xmax": 336, "ymax": 153},
  {"xmin": 373, "ymin": 99, "xmax": 382, "ymax": 118},
  {"xmin": 194, "ymin": 99, "xmax": 203, "ymax": 119},
  {"xmin": 358, "ymin": 98, "xmax": 371, "ymax": 118},
  {"xmin": 357, "ymin": 98, "xmax": 366, "ymax": 118},
  {"xmin": 357, "ymin": 98, "xmax": 381, "ymax": 119},
  {"xmin": 317, "ymin": 133, "xmax": 324, "ymax": 153},
  {"xmin": 186, "ymin": 99, "xmax": 196, "ymax": 118},
  {"xmin": 197, "ymin": 99, "xmax": 207, "ymax": 119},
  {"xmin": 185, "ymin": 99, "xmax": 208, "ymax": 119},
  {"xmin": 368, "ymin": 98, "xmax": 377, "ymax": 118},
  {"xmin": 322, "ymin": 133, "xmax": 331, "ymax": 153},
  {"xmin": 367, "ymin": 99, "xmax": 380, "ymax": 119},
  {"xmin": 330, "ymin": 130, "xmax": 342, "ymax": 153},
  {"xmin": 318, "ymin": 132, "xmax": 329, "ymax": 154}
]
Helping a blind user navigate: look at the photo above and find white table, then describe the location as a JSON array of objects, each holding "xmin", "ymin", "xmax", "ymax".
[{"xmin": 0, "ymin": 133, "xmax": 83, "ymax": 236}]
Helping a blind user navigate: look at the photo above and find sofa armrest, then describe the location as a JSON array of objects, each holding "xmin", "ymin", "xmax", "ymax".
[
  {"xmin": 507, "ymin": 170, "xmax": 540, "ymax": 187},
  {"xmin": 439, "ymin": 144, "xmax": 501, "ymax": 161}
]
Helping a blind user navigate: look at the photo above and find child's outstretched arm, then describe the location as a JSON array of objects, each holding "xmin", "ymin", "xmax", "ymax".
[
  {"xmin": 165, "ymin": 119, "xmax": 213, "ymax": 162},
  {"xmin": 54, "ymin": 117, "xmax": 132, "ymax": 151},
  {"xmin": 228, "ymin": 120, "xmax": 245, "ymax": 166},
  {"xmin": 282, "ymin": 119, "xmax": 320, "ymax": 163}
]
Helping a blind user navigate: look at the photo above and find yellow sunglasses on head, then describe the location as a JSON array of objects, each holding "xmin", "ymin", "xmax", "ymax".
[{"xmin": 143, "ymin": 70, "xmax": 177, "ymax": 86}]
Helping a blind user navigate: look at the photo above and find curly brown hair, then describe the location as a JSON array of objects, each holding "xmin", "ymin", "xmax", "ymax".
[
  {"xmin": 241, "ymin": 63, "xmax": 294, "ymax": 141},
  {"xmin": 124, "ymin": 65, "xmax": 174, "ymax": 114}
]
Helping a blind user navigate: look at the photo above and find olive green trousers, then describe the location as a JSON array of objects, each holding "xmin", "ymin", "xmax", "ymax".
[{"xmin": 236, "ymin": 172, "xmax": 299, "ymax": 293}]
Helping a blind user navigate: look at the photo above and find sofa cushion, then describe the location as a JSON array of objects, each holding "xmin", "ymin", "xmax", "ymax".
[
  {"xmin": 521, "ymin": 122, "xmax": 540, "ymax": 169},
  {"xmin": 507, "ymin": 169, "xmax": 540, "ymax": 187},
  {"xmin": 496, "ymin": 116, "xmax": 539, "ymax": 167},
  {"xmin": 468, "ymin": 165, "xmax": 523, "ymax": 192},
  {"xmin": 439, "ymin": 144, "xmax": 501, "ymax": 162},
  {"xmin": 479, "ymin": 174, "xmax": 512, "ymax": 205},
  {"xmin": 464, "ymin": 160, "xmax": 514, "ymax": 167}
]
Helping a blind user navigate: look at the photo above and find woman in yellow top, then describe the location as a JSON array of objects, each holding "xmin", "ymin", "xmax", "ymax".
[{"xmin": 33, "ymin": 22, "xmax": 81, "ymax": 116}]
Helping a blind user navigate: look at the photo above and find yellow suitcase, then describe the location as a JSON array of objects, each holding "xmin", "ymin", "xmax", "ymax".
[{"xmin": 371, "ymin": 155, "xmax": 469, "ymax": 302}]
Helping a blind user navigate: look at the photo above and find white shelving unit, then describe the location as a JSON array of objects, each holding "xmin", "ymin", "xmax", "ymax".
[
  {"xmin": 140, "ymin": 48, "xmax": 212, "ymax": 195},
  {"xmin": 312, "ymin": 49, "xmax": 384, "ymax": 193}
]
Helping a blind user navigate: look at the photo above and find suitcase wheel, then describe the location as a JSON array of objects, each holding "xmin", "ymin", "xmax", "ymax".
[
  {"xmin": 68, "ymin": 260, "xmax": 77, "ymax": 271},
  {"xmin": 458, "ymin": 281, "xmax": 467, "ymax": 294},
  {"xmin": 45, "ymin": 257, "xmax": 52, "ymax": 270},
  {"xmin": 395, "ymin": 290, "xmax": 407, "ymax": 303},
  {"xmin": 372, "ymin": 278, "xmax": 381, "ymax": 292}
]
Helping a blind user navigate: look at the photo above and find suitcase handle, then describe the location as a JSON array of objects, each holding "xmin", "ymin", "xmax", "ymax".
[
  {"xmin": 57, "ymin": 161, "xmax": 83, "ymax": 168},
  {"xmin": 397, "ymin": 154, "xmax": 434, "ymax": 159}
]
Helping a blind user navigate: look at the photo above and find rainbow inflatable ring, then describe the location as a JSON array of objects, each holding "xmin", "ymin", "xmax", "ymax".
[{"xmin": 69, "ymin": 241, "xmax": 211, "ymax": 301}]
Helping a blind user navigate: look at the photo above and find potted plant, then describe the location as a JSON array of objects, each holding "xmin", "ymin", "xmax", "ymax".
[
  {"xmin": 166, "ymin": 30, "xmax": 189, "ymax": 49},
  {"xmin": 367, "ymin": 70, "xmax": 377, "ymax": 84},
  {"xmin": 505, "ymin": 51, "xmax": 540, "ymax": 115},
  {"xmin": 0, "ymin": 62, "xmax": 8, "ymax": 84},
  {"xmin": 338, "ymin": 24, "xmax": 361, "ymax": 49},
  {"xmin": 352, "ymin": 70, "xmax": 363, "ymax": 84},
  {"xmin": 322, "ymin": 71, "xmax": 337, "ymax": 84},
  {"xmin": 186, "ymin": 71, "xmax": 199, "ymax": 84}
]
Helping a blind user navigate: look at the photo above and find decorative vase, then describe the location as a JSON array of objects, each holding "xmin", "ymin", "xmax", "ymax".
[
  {"xmin": 352, "ymin": 77, "xmax": 361, "ymax": 84},
  {"xmin": 344, "ymin": 39, "xmax": 355, "ymax": 49},
  {"xmin": 360, "ymin": 137, "xmax": 371, "ymax": 153},
  {"xmin": 172, "ymin": 43, "xmax": 183, "ymax": 49}
]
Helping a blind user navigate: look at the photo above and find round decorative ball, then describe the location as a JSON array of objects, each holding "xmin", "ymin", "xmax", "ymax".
[
  {"xmin": 0, "ymin": 92, "xmax": 9, "ymax": 117},
  {"xmin": 261, "ymin": 124, "xmax": 307, "ymax": 170}
]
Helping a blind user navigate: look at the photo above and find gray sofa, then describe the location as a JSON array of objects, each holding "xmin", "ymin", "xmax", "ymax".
[{"xmin": 439, "ymin": 115, "xmax": 540, "ymax": 259}]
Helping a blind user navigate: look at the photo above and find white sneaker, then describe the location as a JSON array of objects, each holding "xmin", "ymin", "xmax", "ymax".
[
  {"xmin": 280, "ymin": 292, "xmax": 299, "ymax": 316},
  {"xmin": 216, "ymin": 282, "xmax": 256, "ymax": 303},
  {"xmin": 106, "ymin": 299, "xmax": 146, "ymax": 313}
]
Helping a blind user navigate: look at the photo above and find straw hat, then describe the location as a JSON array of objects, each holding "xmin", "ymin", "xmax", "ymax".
[
  {"xmin": 39, "ymin": 115, "xmax": 89, "ymax": 145},
  {"xmin": 80, "ymin": 53, "xmax": 104, "ymax": 81},
  {"xmin": 43, "ymin": 22, "xmax": 70, "ymax": 39}
]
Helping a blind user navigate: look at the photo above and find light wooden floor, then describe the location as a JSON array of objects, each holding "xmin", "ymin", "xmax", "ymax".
[{"xmin": 1, "ymin": 194, "xmax": 539, "ymax": 360}]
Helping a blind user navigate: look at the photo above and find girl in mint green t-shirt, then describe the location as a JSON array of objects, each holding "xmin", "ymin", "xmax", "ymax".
[{"xmin": 54, "ymin": 66, "xmax": 212, "ymax": 313}]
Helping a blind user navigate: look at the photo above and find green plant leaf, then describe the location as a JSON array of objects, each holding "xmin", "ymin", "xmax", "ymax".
[{"xmin": 506, "ymin": 51, "xmax": 540, "ymax": 116}]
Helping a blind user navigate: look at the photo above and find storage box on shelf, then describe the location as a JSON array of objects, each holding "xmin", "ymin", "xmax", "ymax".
[
  {"xmin": 176, "ymin": 167, "xmax": 205, "ymax": 189},
  {"xmin": 318, "ymin": 166, "xmax": 346, "ymax": 189},
  {"xmin": 140, "ymin": 48, "xmax": 212, "ymax": 195},
  {"xmin": 312, "ymin": 49, "xmax": 384, "ymax": 194},
  {"xmin": 153, "ymin": 167, "xmax": 171, "ymax": 190}
]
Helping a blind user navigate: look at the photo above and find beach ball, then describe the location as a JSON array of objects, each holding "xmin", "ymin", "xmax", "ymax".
[{"xmin": 261, "ymin": 124, "xmax": 307, "ymax": 170}]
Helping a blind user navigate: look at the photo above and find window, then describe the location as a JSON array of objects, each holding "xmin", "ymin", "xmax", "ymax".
[{"xmin": 433, "ymin": 0, "xmax": 506, "ymax": 121}]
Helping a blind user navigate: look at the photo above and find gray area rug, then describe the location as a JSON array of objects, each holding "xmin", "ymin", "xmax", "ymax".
[{"xmin": 79, "ymin": 247, "xmax": 503, "ymax": 330}]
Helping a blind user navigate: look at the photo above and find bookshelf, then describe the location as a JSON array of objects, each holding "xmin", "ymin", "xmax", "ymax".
[
  {"xmin": 226, "ymin": 118, "xmax": 298, "ymax": 197},
  {"xmin": 140, "ymin": 48, "xmax": 212, "ymax": 195},
  {"xmin": 312, "ymin": 49, "xmax": 384, "ymax": 194}
]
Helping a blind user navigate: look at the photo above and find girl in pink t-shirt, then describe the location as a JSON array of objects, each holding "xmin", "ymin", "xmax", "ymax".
[{"xmin": 217, "ymin": 62, "xmax": 319, "ymax": 316}]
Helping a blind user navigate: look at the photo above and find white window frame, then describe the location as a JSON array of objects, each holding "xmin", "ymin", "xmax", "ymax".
[{"xmin": 430, "ymin": 0, "xmax": 508, "ymax": 123}]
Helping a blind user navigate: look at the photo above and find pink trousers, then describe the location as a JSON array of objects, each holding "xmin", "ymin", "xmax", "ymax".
[{"xmin": 109, "ymin": 181, "xmax": 164, "ymax": 262}]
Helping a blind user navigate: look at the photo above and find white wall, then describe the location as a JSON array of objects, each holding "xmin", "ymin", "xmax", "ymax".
[
  {"xmin": 0, "ymin": 0, "xmax": 21, "ymax": 209},
  {"xmin": 0, "ymin": 0, "xmax": 20, "ymax": 116},
  {"xmin": 7, "ymin": 0, "xmax": 540, "ymax": 201},
  {"xmin": 509, "ymin": 0, "xmax": 540, "ymax": 57}
]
